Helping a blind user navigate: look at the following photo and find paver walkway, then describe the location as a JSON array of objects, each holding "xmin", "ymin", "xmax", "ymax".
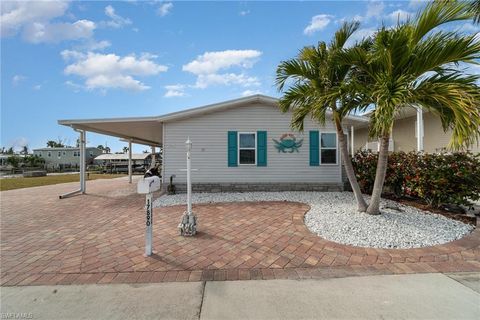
[{"xmin": 1, "ymin": 177, "xmax": 479, "ymax": 286}]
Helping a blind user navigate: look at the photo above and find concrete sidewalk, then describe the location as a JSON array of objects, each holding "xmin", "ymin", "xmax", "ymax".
[{"xmin": 1, "ymin": 273, "xmax": 479, "ymax": 320}]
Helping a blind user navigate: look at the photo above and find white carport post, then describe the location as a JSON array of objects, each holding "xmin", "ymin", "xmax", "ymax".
[
  {"xmin": 150, "ymin": 146, "xmax": 156, "ymax": 168},
  {"xmin": 80, "ymin": 130, "xmax": 86, "ymax": 193},
  {"xmin": 350, "ymin": 126, "xmax": 354, "ymax": 155},
  {"xmin": 128, "ymin": 139, "xmax": 132, "ymax": 183},
  {"xmin": 416, "ymin": 107, "xmax": 424, "ymax": 152},
  {"xmin": 59, "ymin": 128, "xmax": 85, "ymax": 198}
]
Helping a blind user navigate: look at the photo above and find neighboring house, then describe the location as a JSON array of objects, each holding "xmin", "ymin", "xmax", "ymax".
[
  {"xmin": 353, "ymin": 108, "xmax": 480, "ymax": 153},
  {"xmin": 33, "ymin": 147, "xmax": 102, "ymax": 170},
  {"xmin": 59, "ymin": 95, "xmax": 367, "ymax": 192},
  {"xmin": 94, "ymin": 153, "xmax": 160, "ymax": 173}
]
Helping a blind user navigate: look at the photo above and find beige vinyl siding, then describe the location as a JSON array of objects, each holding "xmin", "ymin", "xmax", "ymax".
[
  {"xmin": 353, "ymin": 112, "xmax": 480, "ymax": 153},
  {"xmin": 423, "ymin": 112, "xmax": 480, "ymax": 153},
  {"xmin": 391, "ymin": 115, "xmax": 417, "ymax": 152},
  {"xmin": 163, "ymin": 103, "xmax": 344, "ymax": 184},
  {"xmin": 354, "ymin": 127, "xmax": 369, "ymax": 152}
]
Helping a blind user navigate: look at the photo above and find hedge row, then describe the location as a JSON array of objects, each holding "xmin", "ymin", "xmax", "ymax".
[{"xmin": 351, "ymin": 151, "xmax": 480, "ymax": 208}]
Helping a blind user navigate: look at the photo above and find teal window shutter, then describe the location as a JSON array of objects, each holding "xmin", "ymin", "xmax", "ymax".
[
  {"xmin": 257, "ymin": 131, "xmax": 267, "ymax": 166},
  {"xmin": 228, "ymin": 131, "xmax": 238, "ymax": 167},
  {"xmin": 309, "ymin": 131, "xmax": 319, "ymax": 166}
]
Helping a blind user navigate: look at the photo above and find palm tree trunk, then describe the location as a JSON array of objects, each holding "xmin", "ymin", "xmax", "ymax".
[
  {"xmin": 366, "ymin": 134, "xmax": 390, "ymax": 215},
  {"xmin": 334, "ymin": 119, "xmax": 368, "ymax": 212}
]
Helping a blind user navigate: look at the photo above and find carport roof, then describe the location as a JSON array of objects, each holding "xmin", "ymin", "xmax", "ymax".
[{"xmin": 58, "ymin": 94, "xmax": 369, "ymax": 146}]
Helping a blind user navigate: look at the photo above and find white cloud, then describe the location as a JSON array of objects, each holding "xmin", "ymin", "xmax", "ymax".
[
  {"xmin": 304, "ymin": 14, "xmax": 333, "ymax": 35},
  {"xmin": 65, "ymin": 80, "xmax": 83, "ymax": 92},
  {"xmin": 183, "ymin": 50, "xmax": 262, "ymax": 75},
  {"xmin": 408, "ymin": 0, "xmax": 426, "ymax": 9},
  {"xmin": 10, "ymin": 137, "xmax": 28, "ymax": 150},
  {"xmin": 164, "ymin": 84, "xmax": 186, "ymax": 97},
  {"xmin": 458, "ymin": 23, "xmax": 480, "ymax": 33},
  {"xmin": 387, "ymin": 9, "xmax": 412, "ymax": 23},
  {"xmin": 23, "ymin": 19, "xmax": 95, "ymax": 43},
  {"xmin": 344, "ymin": 28, "xmax": 377, "ymax": 48},
  {"xmin": 239, "ymin": 10, "xmax": 250, "ymax": 16},
  {"xmin": 194, "ymin": 73, "xmax": 260, "ymax": 89},
  {"xmin": 242, "ymin": 89, "xmax": 262, "ymax": 97},
  {"xmin": 352, "ymin": 14, "xmax": 365, "ymax": 22},
  {"xmin": 1, "ymin": 0, "xmax": 97, "ymax": 44},
  {"xmin": 76, "ymin": 39, "xmax": 111, "ymax": 51},
  {"xmin": 33, "ymin": 84, "xmax": 42, "ymax": 90},
  {"xmin": 157, "ymin": 2, "xmax": 173, "ymax": 17},
  {"xmin": 62, "ymin": 51, "xmax": 168, "ymax": 91},
  {"xmin": 12, "ymin": 75, "xmax": 26, "ymax": 86},
  {"xmin": 0, "ymin": 0, "xmax": 68, "ymax": 37},
  {"xmin": 103, "ymin": 5, "xmax": 132, "ymax": 28},
  {"xmin": 182, "ymin": 50, "xmax": 262, "ymax": 89},
  {"xmin": 366, "ymin": 0, "xmax": 385, "ymax": 19}
]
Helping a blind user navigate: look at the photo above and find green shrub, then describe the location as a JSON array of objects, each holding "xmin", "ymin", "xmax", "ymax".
[{"xmin": 352, "ymin": 150, "xmax": 480, "ymax": 208}]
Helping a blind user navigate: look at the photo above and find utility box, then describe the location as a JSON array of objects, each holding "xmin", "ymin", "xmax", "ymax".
[{"xmin": 137, "ymin": 176, "xmax": 161, "ymax": 194}]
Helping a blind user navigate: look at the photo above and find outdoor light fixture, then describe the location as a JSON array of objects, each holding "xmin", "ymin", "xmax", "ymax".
[{"xmin": 178, "ymin": 137, "xmax": 197, "ymax": 236}]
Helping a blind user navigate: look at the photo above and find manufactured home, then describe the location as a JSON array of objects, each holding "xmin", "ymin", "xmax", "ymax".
[
  {"xmin": 33, "ymin": 147, "xmax": 102, "ymax": 170},
  {"xmin": 59, "ymin": 95, "xmax": 367, "ymax": 192},
  {"xmin": 58, "ymin": 94, "xmax": 478, "ymax": 192}
]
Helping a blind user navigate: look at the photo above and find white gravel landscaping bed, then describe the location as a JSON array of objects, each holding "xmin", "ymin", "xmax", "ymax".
[{"xmin": 154, "ymin": 191, "xmax": 474, "ymax": 249}]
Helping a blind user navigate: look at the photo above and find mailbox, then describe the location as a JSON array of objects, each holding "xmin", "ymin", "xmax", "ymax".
[{"xmin": 137, "ymin": 176, "xmax": 161, "ymax": 194}]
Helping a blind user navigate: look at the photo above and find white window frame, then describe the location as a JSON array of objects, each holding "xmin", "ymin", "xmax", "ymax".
[
  {"xmin": 57, "ymin": 151, "xmax": 61, "ymax": 158},
  {"xmin": 238, "ymin": 132, "xmax": 257, "ymax": 166},
  {"xmin": 320, "ymin": 132, "xmax": 338, "ymax": 165}
]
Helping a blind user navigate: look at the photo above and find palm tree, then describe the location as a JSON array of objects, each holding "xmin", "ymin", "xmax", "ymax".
[
  {"xmin": 123, "ymin": 146, "xmax": 129, "ymax": 154},
  {"xmin": 276, "ymin": 22, "xmax": 370, "ymax": 212},
  {"xmin": 472, "ymin": 0, "xmax": 480, "ymax": 23},
  {"xmin": 342, "ymin": 1, "xmax": 480, "ymax": 215}
]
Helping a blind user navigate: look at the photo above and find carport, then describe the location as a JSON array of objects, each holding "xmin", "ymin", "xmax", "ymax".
[{"xmin": 58, "ymin": 116, "xmax": 163, "ymax": 198}]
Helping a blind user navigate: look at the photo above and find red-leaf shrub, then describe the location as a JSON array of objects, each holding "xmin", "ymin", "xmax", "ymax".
[{"xmin": 351, "ymin": 150, "xmax": 480, "ymax": 208}]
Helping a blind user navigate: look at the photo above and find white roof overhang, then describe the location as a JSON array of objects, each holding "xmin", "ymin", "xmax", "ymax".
[
  {"xmin": 58, "ymin": 117, "xmax": 163, "ymax": 147},
  {"xmin": 58, "ymin": 94, "xmax": 370, "ymax": 144}
]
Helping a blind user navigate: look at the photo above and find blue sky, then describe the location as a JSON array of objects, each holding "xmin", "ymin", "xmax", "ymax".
[{"xmin": 1, "ymin": 0, "xmax": 478, "ymax": 153}]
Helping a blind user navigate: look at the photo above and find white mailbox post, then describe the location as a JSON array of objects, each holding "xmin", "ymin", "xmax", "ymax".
[{"xmin": 137, "ymin": 176, "xmax": 161, "ymax": 256}]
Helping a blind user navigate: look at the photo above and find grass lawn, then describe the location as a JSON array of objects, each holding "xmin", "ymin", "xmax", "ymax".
[{"xmin": 0, "ymin": 173, "xmax": 127, "ymax": 191}]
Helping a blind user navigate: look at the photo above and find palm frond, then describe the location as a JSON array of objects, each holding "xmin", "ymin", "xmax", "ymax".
[
  {"xmin": 412, "ymin": 72, "xmax": 480, "ymax": 149},
  {"xmin": 472, "ymin": 0, "xmax": 480, "ymax": 23},
  {"xmin": 331, "ymin": 21, "xmax": 361, "ymax": 50},
  {"xmin": 410, "ymin": 31, "xmax": 480, "ymax": 77},
  {"xmin": 413, "ymin": 0, "xmax": 473, "ymax": 42}
]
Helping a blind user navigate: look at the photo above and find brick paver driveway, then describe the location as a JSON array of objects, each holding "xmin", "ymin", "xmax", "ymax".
[{"xmin": 1, "ymin": 177, "xmax": 479, "ymax": 286}]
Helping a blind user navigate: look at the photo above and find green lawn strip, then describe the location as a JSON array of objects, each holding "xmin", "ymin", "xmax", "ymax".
[{"xmin": 0, "ymin": 174, "xmax": 127, "ymax": 191}]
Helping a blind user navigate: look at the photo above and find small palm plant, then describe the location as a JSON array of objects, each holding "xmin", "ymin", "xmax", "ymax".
[
  {"xmin": 276, "ymin": 22, "xmax": 370, "ymax": 212},
  {"xmin": 342, "ymin": 0, "xmax": 480, "ymax": 214}
]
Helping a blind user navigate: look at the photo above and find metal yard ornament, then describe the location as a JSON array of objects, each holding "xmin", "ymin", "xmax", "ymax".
[
  {"xmin": 178, "ymin": 137, "xmax": 197, "ymax": 236},
  {"xmin": 273, "ymin": 133, "xmax": 303, "ymax": 153}
]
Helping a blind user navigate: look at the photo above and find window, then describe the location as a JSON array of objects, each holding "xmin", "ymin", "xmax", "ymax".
[
  {"xmin": 320, "ymin": 133, "xmax": 337, "ymax": 164},
  {"xmin": 58, "ymin": 152, "xmax": 61, "ymax": 158},
  {"xmin": 238, "ymin": 132, "xmax": 256, "ymax": 165},
  {"xmin": 47, "ymin": 152, "xmax": 51, "ymax": 157},
  {"xmin": 63, "ymin": 151, "xmax": 66, "ymax": 156}
]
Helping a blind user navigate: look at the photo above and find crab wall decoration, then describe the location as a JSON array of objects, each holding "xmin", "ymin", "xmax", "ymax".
[{"xmin": 273, "ymin": 133, "xmax": 303, "ymax": 153}]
